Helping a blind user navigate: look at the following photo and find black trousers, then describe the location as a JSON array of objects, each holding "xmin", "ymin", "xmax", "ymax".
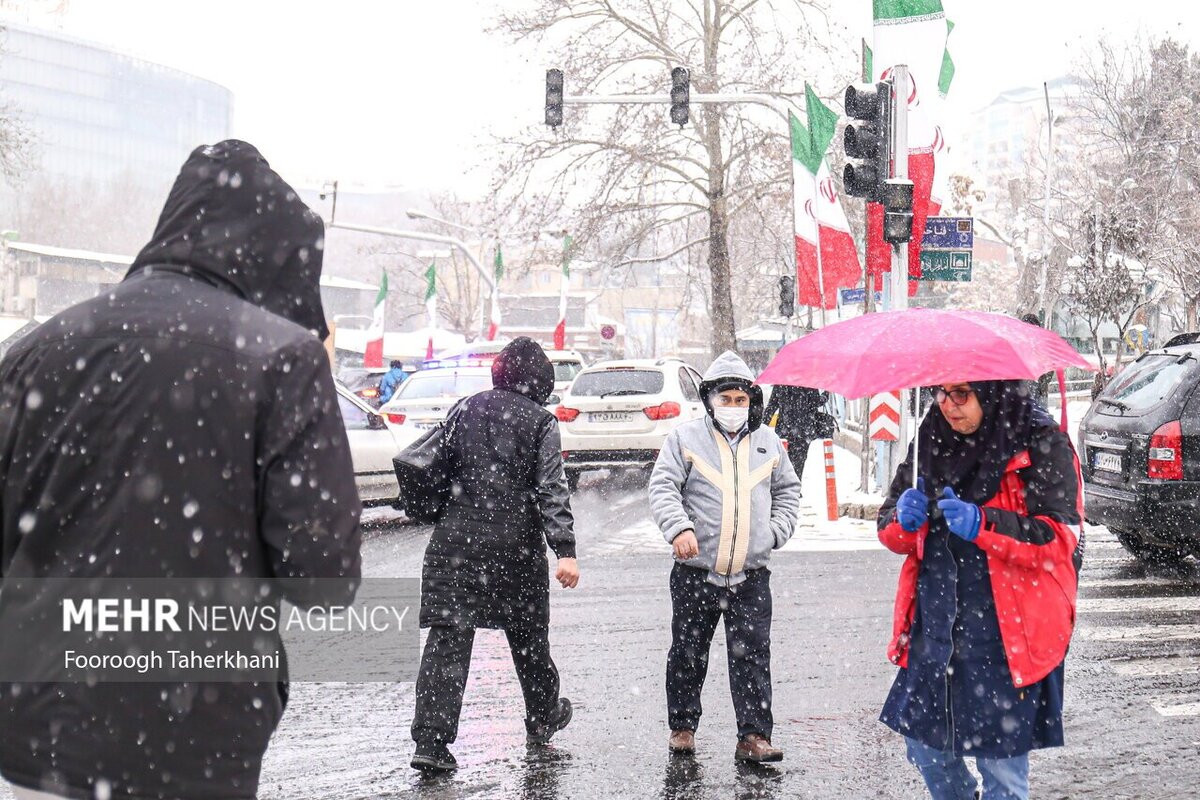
[
  {"xmin": 666, "ymin": 563, "xmax": 773, "ymax": 740},
  {"xmin": 411, "ymin": 623, "xmax": 560, "ymax": 744},
  {"xmin": 786, "ymin": 438, "xmax": 811, "ymax": 482}
]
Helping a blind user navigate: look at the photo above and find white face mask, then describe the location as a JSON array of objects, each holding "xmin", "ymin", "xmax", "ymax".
[{"xmin": 713, "ymin": 406, "xmax": 749, "ymax": 432}]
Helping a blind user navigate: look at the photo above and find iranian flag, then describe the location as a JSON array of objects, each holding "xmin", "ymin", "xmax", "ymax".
[
  {"xmin": 424, "ymin": 262, "xmax": 437, "ymax": 360},
  {"xmin": 553, "ymin": 235, "xmax": 571, "ymax": 350},
  {"xmin": 791, "ymin": 86, "xmax": 861, "ymax": 310},
  {"xmin": 865, "ymin": 0, "xmax": 951, "ymax": 290},
  {"xmin": 363, "ymin": 270, "xmax": 387, "ymax": 368},
  {"xmin": 487, "ymin": 245, "xmax": 503, "ymax": 341}
]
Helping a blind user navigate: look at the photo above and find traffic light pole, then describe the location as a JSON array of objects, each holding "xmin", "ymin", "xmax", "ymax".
[
  {"xmin": 560, "ymin": 92, "xmax": 792, "ymax": 123},
  {"xmin": 888, "ymin": 64, "xmax": 910, "ymax": 481}
]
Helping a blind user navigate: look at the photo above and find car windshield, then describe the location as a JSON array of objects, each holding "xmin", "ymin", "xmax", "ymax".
[
  {"xmin": 1099, "ymin": 354, "xmax": 1195, "ymax": 413},
  {"xmin": 570, "ymin": 369, "xmax": 664, "ymax": 397},
  {"xmin": 395, "ymin": 371, "xmax": 492, "ymax": 400},
  {"xmin": 553, "ymin": 361, "xmax": 583, "ymax": 383}
]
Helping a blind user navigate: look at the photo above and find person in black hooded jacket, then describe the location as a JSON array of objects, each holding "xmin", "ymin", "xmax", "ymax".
[
  {"xmin": 410, "ymin": 337, "xmax": 578, "ymax": 772},
  {"xmin": 0, "ymin": 141, "xmax": 361, "ymax": 800}
]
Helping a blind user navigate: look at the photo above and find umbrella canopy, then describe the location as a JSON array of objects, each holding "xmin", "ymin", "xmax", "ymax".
[{"xmin": 757, "ymin": 308, "xmax": 1093, "ymax": 399}]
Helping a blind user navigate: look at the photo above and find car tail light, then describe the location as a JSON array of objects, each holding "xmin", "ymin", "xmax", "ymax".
[
  {"xmin": 385, "ymin": 413, "xmax": 406, "ymax": 425},
  {"xmin": 643, "ymin": 401, "xmax": 681, "ymax": 421},
  {"xmin": 555, "ymin": 406, "xmax": 580, "ymax": 423},
  {"xmin": 1148, "ymin": 420, "xmax": 1183, "ymax": 480},
  {"xmin": 360, "ymin": 388, "xmax": 380, "ymax": 398}
]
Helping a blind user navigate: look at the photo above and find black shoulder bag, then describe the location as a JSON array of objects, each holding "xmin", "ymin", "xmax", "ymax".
[{"xmin": 392, "ymin": 407, "xmax": 459, "ymax": 523}]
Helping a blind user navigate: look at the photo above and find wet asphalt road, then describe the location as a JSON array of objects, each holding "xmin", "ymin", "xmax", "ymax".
[{"xmin": 255, "ymin": 471, "xmax": 1200, "ymax": 800}]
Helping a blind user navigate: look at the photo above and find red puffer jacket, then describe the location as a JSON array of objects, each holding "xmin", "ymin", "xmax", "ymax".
[{"xmin": 878, "ymin": 431, "xmax": 1084, "ymax": 688}]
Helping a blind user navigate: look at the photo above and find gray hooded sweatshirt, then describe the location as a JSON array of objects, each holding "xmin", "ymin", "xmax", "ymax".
[{"xmin": 648, "ymin": 351, "xmax": 802, "ymax": 586}]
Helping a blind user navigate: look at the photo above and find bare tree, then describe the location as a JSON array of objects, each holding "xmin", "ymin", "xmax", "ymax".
[
  {"xmin": 1060, "ymin": 210, "xmax": 1148, "ymax": 373},
  {"xmin": 1068, "ymin": 36, "xmax": 1200, "ymax": 329},
  {"xmin": 491, "ymin": 0, "xmax": 838, "ymax": 355}
]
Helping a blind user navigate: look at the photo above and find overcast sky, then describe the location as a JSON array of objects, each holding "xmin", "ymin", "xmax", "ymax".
[{"xmin": 15, "ymin": 0, "xmax": 1200, "ymax": 196}]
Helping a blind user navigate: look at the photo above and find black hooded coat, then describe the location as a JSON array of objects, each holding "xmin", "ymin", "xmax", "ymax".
[
  {"xmin": 0, "ymin": 141, "xmax": 361, "ymax": 799},
  {"xmin": 420, "ymin": 337, "xmax": 575, "ymax": 630}
]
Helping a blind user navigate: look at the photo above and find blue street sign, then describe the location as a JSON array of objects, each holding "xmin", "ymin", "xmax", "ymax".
[
  {"xmin": 839, "ymin": 287, "xmax": 883, "ymax": 304},
  {"xmin": 922, "ymin": 216, "xmax": 974, "ymax": 250}
]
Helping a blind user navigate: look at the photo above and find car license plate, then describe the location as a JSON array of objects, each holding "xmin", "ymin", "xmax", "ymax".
[
  {"xmin": 1094, "ymin": 451, "xmax": 1123, "ymax": 473},
  {"xmin": 414, "ymin": 422, "xmax": 437, "ymax": 431},
  {"xmin": 590, "ymin": 411, "xmax": 633, "ymax": 423}
]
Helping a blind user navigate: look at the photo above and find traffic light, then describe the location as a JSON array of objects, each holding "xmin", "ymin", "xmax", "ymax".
[
  {"xmin": 545, "ymin": 69, "xmax": 564, "ymax": 128},
  {"xmin": 778, "ymin": 275, "xmax": 795, "ymax": 317},
  {"xmin": 881, "ymin": 178, "xmax": 914, "ymax": 244},
  {"xmin": 842, "ymin": 81, "xmax": 891, "ymax": 201},
  {"xmin": 670, "ymin": 67, "xmax": 690, "ymax": 126}
]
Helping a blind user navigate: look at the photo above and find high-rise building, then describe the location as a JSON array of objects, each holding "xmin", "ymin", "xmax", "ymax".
[
  {"xmin": 958, "ymin": 75, "xmax": 1082, "ymax": 216},
  {"xmin": 0, "ymin": 21, "xmax": 232, "ymax": 188}
]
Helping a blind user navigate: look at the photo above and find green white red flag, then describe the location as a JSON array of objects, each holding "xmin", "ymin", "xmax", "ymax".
[
  {"xmin": 791, "ymin": 86, "xmax": 861, "ymax": 310},
  {"xmin": 553, "ymin": 235, "xmax": 571, "ymax": 350},
  {"xmin": 424, "ymin": 262, "xmax": 437, "ymax": 359},
  {"xmin": 487, "ymin": 246, "xmax": 503, "ymax": 341},
  {"xmin": 866, "ymin": 0, "xmax": 951, "ymax": 289},
  {"xmin": 363, "ymin": 270, "xmax": 387, "ymax": 368}
]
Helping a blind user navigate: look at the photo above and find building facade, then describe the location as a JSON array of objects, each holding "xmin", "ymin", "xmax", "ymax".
[{"xmin": 0, "ymin": 21, "xmax": 233, "ymax": 189}]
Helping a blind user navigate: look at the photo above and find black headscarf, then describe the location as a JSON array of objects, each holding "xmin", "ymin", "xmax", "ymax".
[
  {"xmin": 916, "ymin": 380, "xmax": 1058, "ymax": 505},
  {"xmin": 126, "ymin": 140, "xmax": 329, "ymax": 339},
  {"xmin": 492, "ymin": 337, "xmax": 555, "ymax": 405}
]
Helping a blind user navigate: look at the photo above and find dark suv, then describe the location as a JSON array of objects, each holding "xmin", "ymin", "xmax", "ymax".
[{"xmin": 1078, "ymin": 336, "xmax": 1200, "ymax": 566}]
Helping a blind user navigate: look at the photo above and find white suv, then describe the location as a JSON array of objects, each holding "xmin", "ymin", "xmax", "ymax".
[{"xmin": 555, "ymin": 359, "xmax": 707, "ymax": 489}]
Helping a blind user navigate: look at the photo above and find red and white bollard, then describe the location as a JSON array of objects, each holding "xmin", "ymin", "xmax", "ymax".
[{"xmin": 822, "ymin": 438, "xmax": 838, "ymax": 521}]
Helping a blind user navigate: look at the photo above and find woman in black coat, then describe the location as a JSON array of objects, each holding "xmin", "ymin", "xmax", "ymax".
[
  {"xmin": 411, "ymin": 337, "xmax": 579, "ymax": 772},
  {"xmin": 763, "ymin": 384, "xmax": 829, "ymax": 480}
]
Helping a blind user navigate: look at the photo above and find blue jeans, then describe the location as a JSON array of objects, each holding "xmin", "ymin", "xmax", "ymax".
[{"xmin": 905, "ymin": 737, "xmax": 1029, "ymax": 800}]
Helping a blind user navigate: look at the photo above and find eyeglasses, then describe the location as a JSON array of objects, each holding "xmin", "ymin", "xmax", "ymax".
[{"xmin": 934, "ymin": 387, "xmax": 975, "ymax": 406}]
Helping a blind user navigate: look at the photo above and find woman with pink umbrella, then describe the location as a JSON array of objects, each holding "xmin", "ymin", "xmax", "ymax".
[
  {"xmin": 876, "ymin": 379, "xmax": 1083, "ymax": 800},
  {"xmin": 758, "ymin": 308, "xmax": 1090, "ymax": 799}
]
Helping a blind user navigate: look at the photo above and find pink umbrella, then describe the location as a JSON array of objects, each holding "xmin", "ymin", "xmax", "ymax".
[
  {"xmin": 757, "ymin": 308, "xmax": 1094, "ymax": 488},
  {"xmin": 757, "ymin": 308, "xmax": 1092, "ymax": 398}
]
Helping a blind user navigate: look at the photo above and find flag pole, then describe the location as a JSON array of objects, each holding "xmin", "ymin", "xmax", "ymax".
[{"xmin": 814, "ymin": 171, "xmax": 828, "ymax": 328}]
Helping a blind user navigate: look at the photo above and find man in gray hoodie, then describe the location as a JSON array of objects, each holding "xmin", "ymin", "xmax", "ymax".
[{"xmin": 648, "ymin": 351, "xmax": 802, "ymax": 763}]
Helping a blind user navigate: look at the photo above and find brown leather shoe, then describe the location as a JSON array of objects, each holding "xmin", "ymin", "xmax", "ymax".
[
  {"xmin": 735, "ymin": 734, "xmax": 783, "ymax": 763},
  {"xmin": 668, "ymin": 729, "xmax": 695, "ymax": 753}
]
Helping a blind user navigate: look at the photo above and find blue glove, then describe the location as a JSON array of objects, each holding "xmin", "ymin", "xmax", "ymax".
[
  {"xmin": 895, "ymin": 478, "xmax": 929, "ymax": 532},
  {"xmin": 938, "ymin": 487, "xmax": 982, "ymax": 542}
]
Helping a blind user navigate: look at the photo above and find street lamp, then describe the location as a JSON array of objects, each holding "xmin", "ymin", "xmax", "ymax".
[
  {"xmin": 407, "ymin": 211, "xmax": 493, "ymax": 337},
  {"xmin": 406, "ymin": 209, "xmax": 482, "ymax": 238},
  {"xmin": 1038, "ymin": 83, "xmax": 1071, "ymax": 328}
]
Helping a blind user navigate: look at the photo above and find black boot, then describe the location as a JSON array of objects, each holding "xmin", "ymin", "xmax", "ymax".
[
  {"xmin": 411, "ymin": 741, "xmax": 457, "ymax": 772},
  {"xmin": 526, "ymin": 697, "xmax": 573, "ymax": 745}
]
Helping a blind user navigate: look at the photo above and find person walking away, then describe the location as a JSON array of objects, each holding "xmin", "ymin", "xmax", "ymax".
[
  {"xmin": 1018, "ymin": 314, "xmax": 1052, "ymax": 406},
  {"xmin": 411, "ymin": 336, "xmax": 578, "ymax": 772},
  {"xmin": 763, "ymin": 384, "xmax": 829, "ymax": 480},
  {"xmin": 649, "ymin": 351, "xmax": 802, "ymax": 763},
  {"xmin": 0, "ymin": 140, "xmax": 362, "ymax": 800},
  {"xmin": 379, "ymin": 359, "xmax": 407, "ymax": 404},
  {"xmin": 877, "ymin": 380, "xmax": 1083, "ymax": 800}
]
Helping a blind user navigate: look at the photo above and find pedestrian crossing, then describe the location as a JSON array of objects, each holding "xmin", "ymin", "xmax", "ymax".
[{"xmin": 1073, "ymin": 526, "xmax": 1200, "ymax": 719}]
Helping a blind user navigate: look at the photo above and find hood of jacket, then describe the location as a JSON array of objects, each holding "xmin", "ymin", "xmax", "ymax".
[
  {"xmin": 125, "ymin": 140, "xmax": 329, "ymax": 339},
  {"xmin": 492, "ymin": 336, "xmax": 554, "ymax": 405},
  {"xmin": 698, "ymin": 350, "xmax": 764, "ymax": 431}
]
